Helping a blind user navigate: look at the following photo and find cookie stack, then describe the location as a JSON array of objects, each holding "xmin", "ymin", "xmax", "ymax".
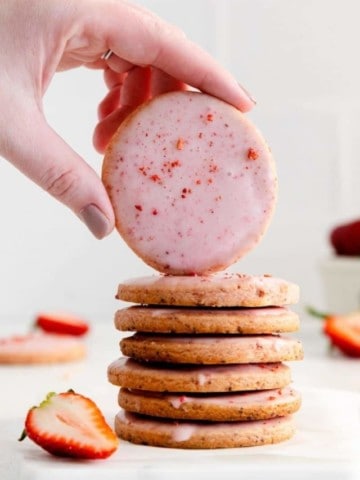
[{"xmin": 107, "ymin": 272, "xmax": 303, "ymax": 449}]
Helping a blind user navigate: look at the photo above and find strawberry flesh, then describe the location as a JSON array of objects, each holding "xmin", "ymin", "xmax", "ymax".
[
  {"xmin": 324, "ymin": 313, "xmax": 360, "ymax": 357},
  {"xmin": 36, "ymin": 313, "xmax": 89, "ymax": 336},
  {"xmin": 21, "ymin": 391, "xmax": 118, "ymax": 459}
]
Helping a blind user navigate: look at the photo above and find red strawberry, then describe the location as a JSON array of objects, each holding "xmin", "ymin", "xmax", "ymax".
[
  {"xmin": 35, "ymin": 312, "xmax": 89, "ymax": 336},
  {"xmin": 330, "ymin": 219, "xmax": 360, "ymax": 255},
  {"xmin": 19, "ymin": 390, "xmax": 119, "ymax": 459},
  {"xmin": 308, "ymin": 306, "xmax": 360, "ymax": 357}
]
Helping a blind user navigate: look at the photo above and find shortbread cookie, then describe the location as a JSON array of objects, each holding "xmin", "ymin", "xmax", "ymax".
[
  {"xmin": 120, "ymin": 334, "xmax": 304, "ymax": 364},
  {"xmin": 119, "ymin": 386, "xmax": 301, "ymax": 422},
  {"xmin": 0, "ymin": 333, "xmax": 86, "ymax": 364},
  {"xmin": 102, "ymin": 91, "xmax": 277, "ymax": 275},
  {"xmin": 115, "ymin": 411, "xmax": 295, "ymax": 449},
  {"xmin": 115, "ymin": 305, "xmax": 299, "ymax": 334},
  {"xmin": 116, "ymin": 273, "xmax": 299, "ymax": 307},
  {"xmin": 107, "ymin": 358, "xmax": 291, "ymax": 392}
]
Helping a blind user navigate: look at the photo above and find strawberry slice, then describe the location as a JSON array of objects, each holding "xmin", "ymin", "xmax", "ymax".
[
  {"xmin": 19, "ymin": 390, "xmax": 119, "ymax": 459},
  {"xmin": 307, "ymin": 307, "xmax": 360, "ymax": 357},
  {"xmin": 35, "ymin": 312, "xmax": 89, "ymax": 336},
  {"xmin": 323, "ymin": 313, "xmax": 360, "ymax": 357}
]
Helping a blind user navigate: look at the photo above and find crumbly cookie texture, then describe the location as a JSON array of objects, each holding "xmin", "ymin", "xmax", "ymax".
[
  {"xmin": 114, "ymin": 305, "xmax": 300, "ymax": 334},
  {"xmin": 107, "ymin": 358, "xmax": 292, "ymax": 393},
  {"xmin": 118, "ymin": 386, "xmax": 301, "ymax": 422},
  {"xmin": 115, "ymin": 411, "xmax": 295, "ymax": 449},
  {"xmin": 120, "ymin": 333, "xmax": 304, "ymax": 364},
  {"xmin": 116, "ymin": 273, "xmax": 300, "ymax": 307}
]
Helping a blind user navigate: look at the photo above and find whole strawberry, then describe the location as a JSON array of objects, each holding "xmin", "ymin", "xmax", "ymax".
[
  {"xmin": 19, "ymin": 390, "xmax": 118, "ymax": 459},
  {"xmin": 330, "ymin": 219, "xmax": 360, "ymax": 256}
]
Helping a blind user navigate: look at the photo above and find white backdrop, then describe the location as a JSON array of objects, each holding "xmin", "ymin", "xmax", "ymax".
[{"xmin": 1, "ymin": 0, "xmax": 358, "ymax": 322}]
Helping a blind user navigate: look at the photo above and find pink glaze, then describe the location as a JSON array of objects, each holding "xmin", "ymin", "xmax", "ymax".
[
  {"xmin": 166, "ymin": 387, "xmax": 298, "ymax": 408},
  {"xmin": 128, "ymin": 386, "xmax": 299, "ymax": 409},
  {"xmin": 143, "ymin": 306, "xmax": 290, "ymax": 317},
  {"xmin": 130, "ymin": 333, "xmax": 300, "ymax": 351},
  {"xmin": 109, "ymin": 357, "xmax": 286, "ymax": 377},
  {"xmin": 117, "ymin": 411, "xmax": 293, "ymax": 442},
  {"xmin": 103, "ymin": 91, "xmax": 277, "ymax": 275}
]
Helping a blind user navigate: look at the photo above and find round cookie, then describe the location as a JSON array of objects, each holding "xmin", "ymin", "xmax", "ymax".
[
  {"xmin": 119, "ymin": 386, "xmax": 301, "ymax": 422},
  {"xmin": 116, "ymin": 273, "xmax": 300, "ymax": 307},
  {"xmin": 115, "ymin": 305, "xmax": 299, "ymax": 334},
  {"xmin": 115, "ymin": 411, "xmax": 295, "ymax": 449},
  {"xmin": 107, "ymin": 358, "xmax": 292, "ymax": 393},
  {"xmin": 102, "ymin": 91, "xmax": 277, "ymax": 275},
  {"xmin": 0, "ymin": 333, "xmax": 86, "ymax": 364},
  {"xmin": 120, "ymin": 334, "xmax": 304, "ymax": 364}
]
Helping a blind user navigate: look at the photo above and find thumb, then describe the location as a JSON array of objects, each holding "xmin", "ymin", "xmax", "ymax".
[{"xmin": 2, "ymin": 107, "xmax": 114, "ymax": 239}]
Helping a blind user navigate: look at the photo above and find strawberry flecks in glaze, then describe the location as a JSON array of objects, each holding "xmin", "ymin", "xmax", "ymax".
[
  {"xmin": 176, "ymin": 138, "xmax": 185, "ymax": 150},
  {"xmin": 102, "ymin": 91, "xmax": 277, "ymax": 275},
  {"xmin": 247, "ymin": 148, "xmax": 259, "ymax": 160}
]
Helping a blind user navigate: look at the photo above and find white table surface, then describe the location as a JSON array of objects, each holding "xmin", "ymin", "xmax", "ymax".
[{"xmin": 1, "ymin": 316, "xmax": 360, "ymax": 479}]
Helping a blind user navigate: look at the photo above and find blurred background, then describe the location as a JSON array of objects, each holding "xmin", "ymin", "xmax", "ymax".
[{"xmin": 1, "ymin": 0, "xmax": 359, "ymax": 323}]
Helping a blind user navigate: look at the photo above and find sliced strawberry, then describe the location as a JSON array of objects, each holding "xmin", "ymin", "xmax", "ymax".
[
  {"xmin": 35, "ymin": 312, "xmax": 89, "ymax": 336},
  {"xmin": 330, "ymin": 219, "xmax": 360, "ymax": 255},
  {"xmin": 307, "ymin": 306, "xmax": 360, "ymax": 357},
  {"xmin": 323, "ymin": 313, "xmax": 360, "ymax": 357},
  {"xmin": 20, "ymin": 390, "xmax": 118, "ymax": 459}
]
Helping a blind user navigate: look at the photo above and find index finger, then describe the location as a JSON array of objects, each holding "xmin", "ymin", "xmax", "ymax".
[{"xmin": 86, "ymin": 1, "xmax": 255, "ymax": 112}]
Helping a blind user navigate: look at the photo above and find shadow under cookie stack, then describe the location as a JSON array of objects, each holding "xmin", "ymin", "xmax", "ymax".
[{"xmin": 108, "ymin": 273, "xmax": 303, "ymax": 449}]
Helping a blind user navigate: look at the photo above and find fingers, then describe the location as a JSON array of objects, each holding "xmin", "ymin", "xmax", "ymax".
[
  {"xmin": 121, "ymin": 66, "xmax": 152, "ymax": 106},
  {"xmin": 3, "ymin": 105, "xmax": 114, "ymax": 239},
  {"xmin": 104, "ymin": 68, "xmax": 127, "ymax": 89},
  {"xmin": 89, "ymin": 1, "xmax": 255, "ymax": 111},
  {"xmin": 94, "ymin": 67, "xmax": 152, "ymax": 153},
  {"xmin": 98, "ymin": 84, "xmax": 122, "ymax": 121},
  {"xmin": 93, "ymin": 106, "xmax": 134, "ymax": 153},
  {"xmin": 150, "ymin": 69, "xmax": 187, "ymax": 97},
  {"xmin": 105, "ymin": 54, "xmax": 133, "ymax": 74}
]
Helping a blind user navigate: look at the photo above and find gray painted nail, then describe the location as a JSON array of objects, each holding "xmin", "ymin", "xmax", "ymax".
[{"xmin": 79, "ymin": 204, "xmax": 111, "ymax": 239}]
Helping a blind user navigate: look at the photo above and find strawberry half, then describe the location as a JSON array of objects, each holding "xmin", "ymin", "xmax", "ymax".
[
  {"xmin": 35, "ymin": 312, "xmax": 89, "ymax": 336},
  {"xmin": 19, "ymin": 390, "xmax": 119, "ymax": 459}
]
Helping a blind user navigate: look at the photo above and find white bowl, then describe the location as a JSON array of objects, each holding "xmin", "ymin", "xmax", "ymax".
[{"xmin": 319, "ymin": 257, "xmax": 360, "ymax": 314}]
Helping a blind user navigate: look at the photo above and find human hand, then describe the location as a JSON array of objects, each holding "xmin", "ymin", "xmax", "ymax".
[{"xmin": 0, "ymin": 0, "xmax": 254, "ymax": 239}]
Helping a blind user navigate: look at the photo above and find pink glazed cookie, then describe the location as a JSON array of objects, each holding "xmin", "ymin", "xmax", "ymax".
[
  {"xmin": 118, "ymin": 386, "xmax": 301, "ymax": 422},
  {"xmin": 116, "ymin": 273, "xmax": 299, "ymax": 307},
  {"xmin": 102, "ymin": 91, "xmax": 277, "ymax": 275},
  {"xmin": 108, "ymin": 358, "xmax": 292, "ymax": 393},
  {"xmin": 120, "ymin": 333, "xmax": 304, "ymax": 364},
  {"xmin": 0, "ymin": 333, "xmax": 86, "ymax": 364},
  {"xmin": 115, "ymin": 411, "xmax": 295, "ymax": 449},
  {"xmin": 114, "ymin": 305, "xmax": 299, "ymax": 334}
]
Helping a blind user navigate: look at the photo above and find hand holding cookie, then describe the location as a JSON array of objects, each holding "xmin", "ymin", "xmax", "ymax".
[{"xmin": 0, "ymin": 0, "xmax": 253, "ymax": 239}]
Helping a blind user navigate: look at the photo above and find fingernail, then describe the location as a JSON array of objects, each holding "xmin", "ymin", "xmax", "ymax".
[
  {"xmin": 79, "ymin": 204, "xmax": 111, "ymax": 239},
  {"xmin": 238, "ymin": 82, "xmax": 257, "ymax": 105}
]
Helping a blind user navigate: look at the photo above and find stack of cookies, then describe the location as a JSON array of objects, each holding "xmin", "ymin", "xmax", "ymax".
[{"xmin": 107, "ymin": 272, "xmax": 303, "ymax": 449}]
